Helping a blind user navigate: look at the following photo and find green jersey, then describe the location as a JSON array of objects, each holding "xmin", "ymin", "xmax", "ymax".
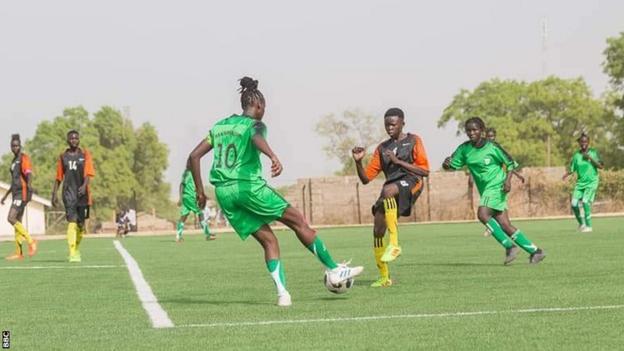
[
  {"xmin": 569, "ymin": 148, "xmax": 601, "ymax": 188},
  {"xmin": 448, "ymin": 141, "xmax": 518, "ymax": 194},
  {"xmin": 181, "ymin": 170, "xmax": 196, "ymax": 198},
  {"xmin": 207, "ymin": 114, "xmax": 267, "ymax": 186}
]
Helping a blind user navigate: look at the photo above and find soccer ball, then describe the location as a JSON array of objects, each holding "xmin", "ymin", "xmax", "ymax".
[{"xmin": 324, "ymin": 272, "xmax": 354, "ymax": 294}]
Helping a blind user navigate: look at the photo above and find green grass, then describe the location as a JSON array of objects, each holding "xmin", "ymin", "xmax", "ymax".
[{"xmin": 1, "ymin": 217, "xmax": 623, "ymax": 350}]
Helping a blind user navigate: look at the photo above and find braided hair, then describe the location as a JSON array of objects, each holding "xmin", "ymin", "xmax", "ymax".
[
  {"xmin": 11, "ymin": 134, "xmax": 20, "ymax": 143},
  {"xmin": 577, "ymin": 132, "xmax": 589, "ymax": 142},
  {"xmin": 239, "ymin": 76, "xmax": 265, "ymax": 109}
]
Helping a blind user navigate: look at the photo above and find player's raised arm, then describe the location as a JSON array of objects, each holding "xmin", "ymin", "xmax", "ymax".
[
  {"xmin": 352, "ymin": 146, "xmax": 370, "ymax": 184},
  {"xmin": 189, "ymin": 138, "xmax": 213, "ymax": 209}
]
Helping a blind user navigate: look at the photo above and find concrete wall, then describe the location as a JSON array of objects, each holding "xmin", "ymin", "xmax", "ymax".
[{"xmin": 282, "ymin": 167, "xmax": 624, "ymax": 225}]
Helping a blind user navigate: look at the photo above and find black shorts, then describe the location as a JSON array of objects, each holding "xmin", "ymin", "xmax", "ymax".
[
  {"xmin": 9, "ymin": 199, "xmax": 28, "ymax": 221},
  {"xmin": 66, "ymin": 205, "xmax": 90, "ymax": 223},
  {"xmin": 372, "ymin": 177, "xmax": 424, "ymax": 217}
]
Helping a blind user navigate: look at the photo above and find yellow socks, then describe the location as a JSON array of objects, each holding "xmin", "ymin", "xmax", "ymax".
[
  {"xmin": 373, "ymin": 237, "xmax": 389, "ymax": 279},
  {"xmin": 14, "ymin": 221, "xmax": 33, "ymax": 245},
  {"xmin": 76, "ymin": 224, "xmax": 85, "ymax": 250},
  {"xmin": 383, "ymin": 198, "xmax": 399, "ymax": 246},
  {"xmin": 14, "ymin": 229, "xmax": 24, "ymax": 256},
  {"xmin": 67, "ymin": 223, "xmax": 78, "ymax": 256}
]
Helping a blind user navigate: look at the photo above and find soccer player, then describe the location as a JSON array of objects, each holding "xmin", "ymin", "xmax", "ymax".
[
  {"xmin": 188, "ymin": 76, "xmax": 363, "ymax": 307},
  {"xmin": 176, "ymin": 160, "xmax": 215, "ymax": 242},
  {"xmin": 351, "ymin": 108, "xmax": 430, "ymax": 287},
  {"xmin": 443, "ymin": 117, "xmax": 545, "ymax": 265},
  {"xmin": 51, "ymin": 130, "xmax": 95, "ymax": 263},
  {"xmin": 562, "ymin": 133, "xmax": 603, "ymax": 233},
  {"xmin": 480, "ymin": 127, "xmax": 525, "ymax": 238},
  {"xmin": 1, "ymin": 134, "xmax": 38, "ymax": 260}
]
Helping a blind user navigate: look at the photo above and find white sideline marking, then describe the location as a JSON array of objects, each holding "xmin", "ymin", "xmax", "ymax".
[
  {"xmin": 178, "ymin": 304, "xmax": 624, "ymax": 328},
  {"xmin": 0, "ymin": 265, "xmax": 123, "ymax": 270},
  {"xmin": 113, "ymin": 240, "xmax": 174, "ymax": 328}
]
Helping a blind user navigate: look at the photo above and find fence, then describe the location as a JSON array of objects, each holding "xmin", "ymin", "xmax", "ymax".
[{"xmin": 282, "ymin": 167, "xmax": 624, "ymax": 225}]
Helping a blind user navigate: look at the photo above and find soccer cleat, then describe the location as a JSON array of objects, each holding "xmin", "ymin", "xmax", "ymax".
[
  {"xmin": 577, "ymin": 224, "xmax": 587, "ymax": 232},
  {"xmin": 175, "ymin": 235, "xmax": 183, "ymax": 243},
  {"xmin": 504, "ymin": 245, "xmax": 519, "ymax": 265},
  {"xmin": 206, "ymin": 234, "xmax": 217, "ymax": 241},
  {"xmin": 483, "ymin": 229, "xmax": 491, "ymax": 237},
  {"xmin": 581, "ymin": 226, "xmax": 593, "ymax": 233},
  {"xmin": 370, "ymin": 277, "xmax": 393, "ymax": 288},
  {"xmin": 68, "ymin": 253, "xmax": 82, "ymax": 263},
  {"xmin": 381, "ymin": 244, "xmax": 402, "ymax": 262},
  {"xmin": 529, "ymin": 249, "xmax": 546, "ymax": 264},
  {"xmin": 28, "ymin": 239, "xmax": 38, "ymax": 257},
  {"xmin": 327, "ymin": 262, "xmax": 364, "ymax": 285},
  {"xmin": 5, "ymin": 253, "xmax": 24, "ymax": 261},
  {"xmin": 277, "ymin": 292, "xmax": 292, "ymax": 307}
]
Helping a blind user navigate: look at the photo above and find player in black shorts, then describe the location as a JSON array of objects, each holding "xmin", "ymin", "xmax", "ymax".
[
  {"xmin": 352, "ymin": 108, "xmax": 430, "ymax": 287},
  {"xmin": 51, "ymin": 130, "xmax": 95, "ymax": 263},
  {"xmin": 1, "ymin": 134, "xmax": 38, "ymax": 260}
]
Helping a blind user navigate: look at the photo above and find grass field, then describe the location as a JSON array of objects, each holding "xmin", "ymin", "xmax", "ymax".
[{"xmin": 1, "ymin": 217, "xmax": 623, "ymax": 350}]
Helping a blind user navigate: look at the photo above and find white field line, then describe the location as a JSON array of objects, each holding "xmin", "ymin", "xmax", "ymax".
[
  {"xmin": 0, "ymin": 265, "xmax": 124, "ymax": 270},
  {"xmin": 178, "ymin": 304, "xmax": 624, "ymax": 328},
  {"xmin": 113, "ymin": 240, "xmax": 174, "ymax": 329}
]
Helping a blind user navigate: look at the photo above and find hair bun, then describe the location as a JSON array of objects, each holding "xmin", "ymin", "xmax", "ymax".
[
  {"xmin": 11, "ymin": 134, "xmax": 20, "ymax": 141},
  {"xmin": 239, "ymin": 76, "xmax": 259, "ymax": 90}
]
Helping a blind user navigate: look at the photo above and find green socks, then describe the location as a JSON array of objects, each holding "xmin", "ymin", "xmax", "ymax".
[
  {"xmin": 201, "ymin": 221, "xmax": 210, "ymax": 236},
  {"xmin": 485, "ymin": 218, "xmax": 514, "ymax": 249},
  {"xmin": 511, "ymin": 230, "xmax": 538, "ymax": 254},
  {"xmin": 176, "ymin": 221, "xmax": 184, "ymax": 237},
  {"xmin": 266, "ymin": 259, "xmax": 288, "ymax": 296},
  {"xmin": 571, "ymin": 204, "xmax": 584, "ymax": 226},
  {"xmin": 583, "ymin": 202, "xmax": 592, "ymax": 228},
  {"xmin": 306, "ymin": 236, "xmax": 338, "ymax": 269}
]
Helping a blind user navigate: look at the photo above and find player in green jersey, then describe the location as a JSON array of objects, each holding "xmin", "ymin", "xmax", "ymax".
[
  {"xmin": 188, "ymin": 77, "xmax": 363, "ymax": 307},
  {"xmin": 176, "ymin": 159, "xmax": 215, "ymax": 242},
  {"xmin": 443, "ymin": 117, "xmax": 545, "ymax": 265},
  {"xmin": 562, "ymin": 133, "xmax": 603, "ymax": 233},
  {"xmin": 480, "ymin": 127, "xmax": 526, "ymax": 237}
]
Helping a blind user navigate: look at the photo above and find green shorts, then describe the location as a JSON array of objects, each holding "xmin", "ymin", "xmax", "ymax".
[
  {"xmin": 479, "ymin": 186, "xmax": 508, "ymax": 212},
  {"xmin": 572, "ymin": 183, "xmax": 598, "ymax": 205},
  {"xmin": 180, "ymin": 196, "xmax": 201, "ymax": 217},
  {"xmin": 215, "ymin": 181, "xmax": 289, "ymax": 240}
]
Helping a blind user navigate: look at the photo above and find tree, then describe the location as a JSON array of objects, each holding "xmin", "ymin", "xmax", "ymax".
[
  {"xmin": 0, "ymin": 106, "xmax": 173, "ymax": 222},
  {"xmin": 438, "ymin": 77, "xmax": 615, "ymax": 168},
  {"xmin": 133, "ymin": 122, "xmax": 171, "ymax": 214},
  {"xmin": 602, "ymin": 32, "xmax": 624, "ymax": 168},
  {"xmin": 315, "ymin": 110, "xmax": 386, "ymax": 175}
]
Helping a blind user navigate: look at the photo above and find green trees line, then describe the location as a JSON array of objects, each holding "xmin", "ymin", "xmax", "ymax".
[
  {"xmin": 318, "ymin": 32, "xmax": 624, "ymax": 172},
  {"xmin": 1, "ymin": 106, "xmax": 173, "ymax": 221}
]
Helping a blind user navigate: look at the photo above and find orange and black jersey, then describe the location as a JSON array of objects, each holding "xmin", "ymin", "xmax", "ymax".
[
  {"xmin": 10, "ymin": 153, "xmax": 33, "ymax": 201},
  {"xmin": 364, "ymin": 133, "xmax": 429, "ymax": 187},
  {"xmin": 56, "ymin": 148, "xmax": 95, "ymax": 207}
]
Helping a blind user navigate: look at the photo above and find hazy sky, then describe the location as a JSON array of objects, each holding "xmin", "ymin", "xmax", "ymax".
[{"xmin": 1, "ymin": 0, "xmax": 622, "ymax": 191}]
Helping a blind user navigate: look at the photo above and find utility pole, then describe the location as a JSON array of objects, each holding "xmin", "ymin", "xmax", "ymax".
[{"xmin": 541, "ymin": 17, "xmax": 552, "ymax": 167}]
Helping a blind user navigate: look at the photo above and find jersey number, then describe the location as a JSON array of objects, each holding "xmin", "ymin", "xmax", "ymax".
[
  {"xmin": 215, "ymin": 144, "xmax": 237, "ymax": 169},
  {"xmin": 68, "ymin": 160, "xmax": 78, "ymax": 171}
]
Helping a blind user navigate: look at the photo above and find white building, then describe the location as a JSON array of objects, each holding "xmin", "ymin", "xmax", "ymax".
[{"xmin": 0, "ymin": 181, "xmax": 51, "ymax": 237}]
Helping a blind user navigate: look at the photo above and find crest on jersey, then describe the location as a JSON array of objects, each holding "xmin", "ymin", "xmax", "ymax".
[{"xmin": 484, "ymin": 157, "xmax": 491, "ymax": 165}]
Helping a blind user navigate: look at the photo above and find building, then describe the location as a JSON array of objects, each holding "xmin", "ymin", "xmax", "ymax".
[{"xmin": 0, "ymin": 181, "xmax": 51, "ymax": 237}]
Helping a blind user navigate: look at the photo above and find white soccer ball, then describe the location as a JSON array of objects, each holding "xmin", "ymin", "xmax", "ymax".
[{"xmin": 324, "ymin": 272, "xmax": 354, "ymax": 294}]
